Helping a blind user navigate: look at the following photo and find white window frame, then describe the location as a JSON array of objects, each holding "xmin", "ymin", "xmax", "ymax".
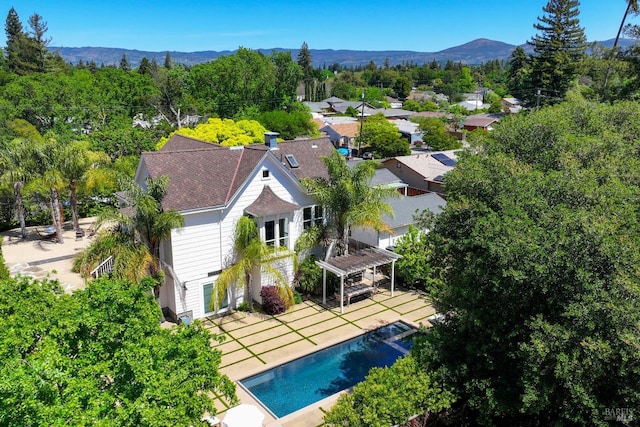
[{"xmin": 303, "ymin": 205, "xmax": 324, "ymax": 229}]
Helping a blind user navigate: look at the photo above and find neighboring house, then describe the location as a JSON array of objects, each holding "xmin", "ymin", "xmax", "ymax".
[
  {"xmin": 320, "ymin": 122, "xmax": 360, "ymax": 150},
  {"xmin": 457, "ymin": 99, "xmax": 490, "ymax": 112},
  {"xmin": 463, "ymin": 113, "xmax": 501, "ymax": 131},
  {"xmin": 381, "ymin": 150, "xmax": 459, "ymax": 195},
  {"xmin": 385, "ymin": 96, "xmax": 403, "ymax": 109},
  {"xmin": 134, "ymin": 133, "xmax": 335, "ymax": 322},
  {"xmin": 350, "ymin": 192, "xmax": 446, "ymax": 250},
  {"xmin": 500, "ymin": 97, "xmax": 523, "ymax": 113},
  {"xmin": 389, "ymin": 119, "xmax": 423, "ymax": 145},
  {"xmin": 304, "ymin": 101, "xmax": 332, "ymax": 114}
]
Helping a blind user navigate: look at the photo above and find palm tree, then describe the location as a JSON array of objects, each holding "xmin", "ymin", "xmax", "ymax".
[
  {"xmin": 57, "ymin": 140, "xmax": 110, "ymax": 232},
  {"xmin": 603, "ymin": 0, "xmax": 640, "ymax": 95},
  {"xmin": 212, "ymin": 216, "xmax": 293, "ymax": 313},
  {"xmin": 0, "ymin": 139, "xmax": 37, "ymax": 239},
  {"xmin": 74, "ymin": 176, "xmax": 184, "ymax": 282},
  {"xmin": 300, "ymin": 151, "xmax": 397, "ymax": 259},
  {"xmin": 0, "ymin": 120, "xmax": 44, "ymax": 239}
]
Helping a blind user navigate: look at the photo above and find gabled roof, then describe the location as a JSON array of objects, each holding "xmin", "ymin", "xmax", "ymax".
[
  {"xmin": 140, "ymin": 136, "xmax": 336, "ymax": 212},
  {"xmin": 463, "ymin": 114, "xmax": 502, "ymax": 128},
  {"xmin": 262, "ymin": 137, "xmax": 335, "ymax": 181},
  {"xmin": 323, "ymin": 122, "xmax": 360, "ymax": 138},
  {"xmin": 382, "ymin": 150, "xmax": 459, "ymax": 181},
  {"xmin": 160, "ymin": 134, "xmax": 223, "ymax": 152},
  {"xmin": 244, "ymin": 186, "xmax": 300, "ymax": 217},
  {"xmin": 141, "ymin": 146, "xmax": 266, "ymax": 212}
]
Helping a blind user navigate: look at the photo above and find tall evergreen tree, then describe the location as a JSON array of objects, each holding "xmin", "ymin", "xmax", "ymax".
[
  {"xmin": 4, "ymin": 7, "xmax": 27, "ymax": 74},
  {"xmin": 119, "ymin": 53, "xmax": 131, "ymax": 71},
  {"xmin": 297, "ymin": 42, "xmax": 314, "ymax": 101},
  {"xmin": 506, "ymin": 46, "xmax": 532, "ymax": 99},
  {"xmin": 528, "ymin": 0, "xmax": 586, "ymax": 105},
  {"xmin": 164, "ymin": 51, "xmax": 172, "ymax": 69},
  {"xmin": 27, "ymin": 13, "xmax": 50, "ymax": 72},
  {"xmin": 138, "ymin": 56, "xmax": 152, "ymax": 75}
]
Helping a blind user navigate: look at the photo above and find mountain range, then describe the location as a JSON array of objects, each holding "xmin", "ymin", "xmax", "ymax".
[{"xmin": 51, "ymin": 38, "xmax": 634, "ymax": 68}]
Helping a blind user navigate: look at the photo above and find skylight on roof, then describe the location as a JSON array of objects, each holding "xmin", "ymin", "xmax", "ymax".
[{"xmin": 285, "ymin": 154, "xmax": 299, "ymax": 168}]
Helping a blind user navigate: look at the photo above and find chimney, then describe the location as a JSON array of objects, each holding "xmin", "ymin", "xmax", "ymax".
[{"xmin": 264, "ymin": 132, "xmax": 279, "ymax": 149}]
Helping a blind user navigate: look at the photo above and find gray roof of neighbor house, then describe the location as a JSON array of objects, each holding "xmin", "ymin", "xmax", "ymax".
[
  {"xmin": 384, "ymin": 193, "xmax": 445, "ymax": 229},
  {"xmin": 139, "ymin": 135, "xmax": 335, "ymax": 212},
  {"xmin": 370, "ymin": 167, "xmax": 405, "ymax": 188}
]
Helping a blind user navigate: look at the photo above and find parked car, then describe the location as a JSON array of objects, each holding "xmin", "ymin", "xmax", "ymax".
[{"xmin": 362, "ymin": 151, "xmax": 374, "ymax": 160}]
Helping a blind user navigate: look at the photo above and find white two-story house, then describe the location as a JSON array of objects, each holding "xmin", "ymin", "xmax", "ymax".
[{"xmin": 134, "ymin": 133, "xmax": 335, "ymax": 322}]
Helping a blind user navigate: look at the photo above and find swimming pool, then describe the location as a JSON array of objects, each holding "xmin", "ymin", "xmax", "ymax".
[{"xmin": 239, "ymin": 321, "xmax": 417, "ymax": 418}]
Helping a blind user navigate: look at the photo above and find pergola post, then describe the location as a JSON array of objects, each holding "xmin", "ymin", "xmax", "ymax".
[
  {"xmin": 340, "ymin": 275, "xmax": 344, "ymax": 314},
  {"xmin": 322, "ymin": 268, "xmax": 327, "ymax": 304},
  {"xmin": 391, "ymin": 260, "xmax": 396, "ymax": 297}
]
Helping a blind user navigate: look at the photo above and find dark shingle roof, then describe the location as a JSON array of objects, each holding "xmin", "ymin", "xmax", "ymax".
[
  {"xmin": 257, "ymin": 137, "xmax": 335, "ymax": 180},
  {"xmin": 141, "ymin": 137, "xmax": 335, "ymax": 212},
  {"xmin": 160, "ymin": 134, "xmax": 223, "ymax": 152},
  {"xmin": 244, "ymin": 186, "xmax": 300, "ymax": 217},
  {"xmin": 141, "ymin": 147, "xmax": 266, "ymax": 211}
]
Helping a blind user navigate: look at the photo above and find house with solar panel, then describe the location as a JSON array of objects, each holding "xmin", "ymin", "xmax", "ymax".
[
  {"xmin": 134, "ymin": 133, "xmax": 335, "ymax": 322},
  {"xmin": 381, "ymin": 150, "xmax": 459, "ymax": 196}
]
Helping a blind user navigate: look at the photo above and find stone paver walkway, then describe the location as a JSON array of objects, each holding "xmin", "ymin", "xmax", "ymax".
[{"xmin": 203, "ymin": 285, "xmax": 435, "ymax": 427}]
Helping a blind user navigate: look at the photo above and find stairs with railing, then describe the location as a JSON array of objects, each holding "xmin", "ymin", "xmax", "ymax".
[{"xmin": 91, "ymin": 255, "xmax": 114, "ymax": 279}]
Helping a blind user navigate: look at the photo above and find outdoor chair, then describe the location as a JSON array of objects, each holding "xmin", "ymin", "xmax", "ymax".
[
  {"xmin": 75, "ymin": 228, "xmax": 85, "ymax": 241},
  {"xmin": 36, "ymin": 227, "xmax": 57, "ymax": 241}
]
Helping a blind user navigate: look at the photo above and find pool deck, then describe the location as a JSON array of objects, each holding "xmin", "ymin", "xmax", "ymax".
[{"xmin": 202, "ymin": 286, "xmax": 435, "ymax": 427}]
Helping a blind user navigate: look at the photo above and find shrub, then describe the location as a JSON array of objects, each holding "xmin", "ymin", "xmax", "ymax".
[
  {"xmin": 0, "ymin": 236, "xmax": 9, "ymax": 280},
  {"xmin": 236, "ymin": 301, "xmax": 250, "ymax": 312},
  {"xmin": 260, "ymin": 286, "xmax": 286, "ymax": 315},
  {"xmin": 293, "ymin": 290, "xmax": 303, "ymax": 304},
  {"xmin": 295, "ymin": 255, "xmax": 322, "ymax": 294}
]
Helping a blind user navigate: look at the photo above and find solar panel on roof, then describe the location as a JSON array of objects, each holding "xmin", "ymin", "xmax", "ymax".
[
  {"xmin": 431, "ymin": 153, "xmax": 457, "ymax": 166},
  {"xmin": 285, "ymin": 154, "xmax": 299, "ymax": 168}
]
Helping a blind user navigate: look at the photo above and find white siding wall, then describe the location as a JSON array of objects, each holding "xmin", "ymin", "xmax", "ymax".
[{"xmin": 163, "ymin": 155, "xmax": 316, "ymax": 320}]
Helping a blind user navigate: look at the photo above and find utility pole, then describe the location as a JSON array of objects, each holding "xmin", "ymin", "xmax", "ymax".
[{"xmin": 358, "ymin": 91, "xmax": 365, "ymax": 157}]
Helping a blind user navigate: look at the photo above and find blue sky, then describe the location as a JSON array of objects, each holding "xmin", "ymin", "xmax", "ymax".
[{"xmin": 3, "ymin": 1, "xmax": 637, "ymax": 53}]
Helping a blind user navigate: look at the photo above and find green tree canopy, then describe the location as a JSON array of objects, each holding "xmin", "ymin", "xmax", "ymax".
[
  {"xmin": 414, "ymin": 116, "xmax": 462, "ymax": 151},
  {"xmin": 416, "ymin": 100, "xmax": 640, "ymax": 425},
  {"xmin": 0, "ymin": 276, "xmax": 236, "ymax": 426},
  {"xmin": 324, "ymin": 355, "xmax": 455, "ymax": 427},
  {"xmin": 360, "ymin": 113, "xmax": 410, "ymax": 158},
  {"xmin": 157, "ymin": 117, "xmax": 267, "ymax": 149}
]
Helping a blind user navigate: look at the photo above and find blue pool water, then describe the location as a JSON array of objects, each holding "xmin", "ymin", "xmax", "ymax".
[{"xmin": 239, "ymin": 321, "xmax": 417, "ymax": 418}]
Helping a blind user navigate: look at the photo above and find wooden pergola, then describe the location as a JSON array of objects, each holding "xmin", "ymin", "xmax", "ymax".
[{"xmin": 316, "ymin": 247, "xmax": 402, "ymax": 313}]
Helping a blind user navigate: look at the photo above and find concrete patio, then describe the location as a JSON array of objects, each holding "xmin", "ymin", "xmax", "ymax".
[{"xmin": 203, "ymin": 285, "xmax": 435, "ymax": 427}]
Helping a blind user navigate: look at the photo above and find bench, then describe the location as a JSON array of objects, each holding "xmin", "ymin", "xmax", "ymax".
[{"xmin": 336, "ymin": 282, "xmax": 375, "ymax": 306}]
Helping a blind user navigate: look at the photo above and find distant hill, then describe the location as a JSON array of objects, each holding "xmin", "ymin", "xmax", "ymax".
[{"xmin": 50, "ymin": 38, "xmax": 635, "ymax": 68}]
